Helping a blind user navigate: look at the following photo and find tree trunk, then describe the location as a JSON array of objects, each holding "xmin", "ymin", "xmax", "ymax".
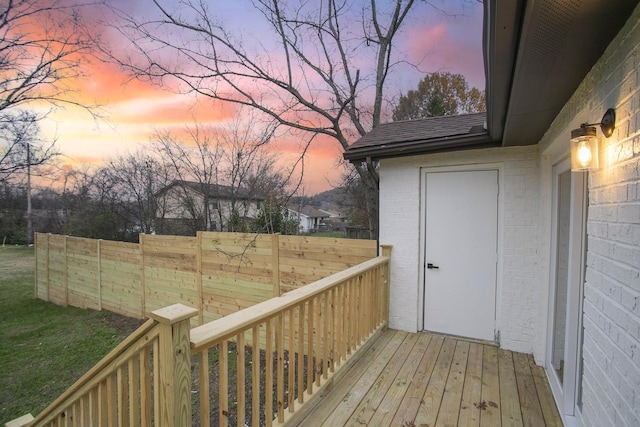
[{"xmin": 355, "ymin": 163, "xmax": 379, "ymax": 241}]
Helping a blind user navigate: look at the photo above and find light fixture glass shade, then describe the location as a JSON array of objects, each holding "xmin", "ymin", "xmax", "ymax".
[{"xmin": 570, "ymin": 126, "xmax": 599, "ymax": 171}]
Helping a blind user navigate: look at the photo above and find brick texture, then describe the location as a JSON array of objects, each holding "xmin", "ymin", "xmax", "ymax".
[{"xmin": 538, "ymin": 5, "xmax": 640, "ymax": 426}]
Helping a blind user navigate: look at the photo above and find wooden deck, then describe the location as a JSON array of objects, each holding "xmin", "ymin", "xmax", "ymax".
[{"xmin": 292, "ymin": 329, "xmax": 562, "ymax": 427}]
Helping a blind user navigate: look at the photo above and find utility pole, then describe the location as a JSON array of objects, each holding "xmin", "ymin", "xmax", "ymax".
[{"xmin": 26, "ymin": 142, "xmax": 33, "ymax": 246}]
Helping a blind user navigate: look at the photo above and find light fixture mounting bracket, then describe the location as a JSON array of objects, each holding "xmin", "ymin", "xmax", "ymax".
[{"xmin": 580, "ymin": 108, "xmax": 616, "ymax": 138}]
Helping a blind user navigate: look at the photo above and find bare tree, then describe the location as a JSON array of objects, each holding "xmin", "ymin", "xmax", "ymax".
[
  {"xmin": 0, "ymin": 110, "xmax": 60, "ymax": 244},
  {"xmin": 0, "ymin": 0, "xmax": 99, "ymax": 243},
  {"xmin": 105, "ymin": 0, "xmax": 426, "ymax": 239},
  {"xmin": 0, "ymin": 111, "xmax": 58, "ymax": 182},
  {"xmin": 99, "ymin": 150, "xmax": 174, "ymax": 235},
  {"xmin": 0, "ymin": 0, "xmax": 97, "ymax": 114}
]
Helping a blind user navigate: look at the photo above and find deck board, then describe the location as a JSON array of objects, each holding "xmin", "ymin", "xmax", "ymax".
[
  {"xmin": 458, "ymin": 342, "xmax": 483, "ymax": 427},
  {"xmin": 436, "ymin": 340, "xmax": 470, "ymax": 426},
  {"xmin": 292, "ymin": 330, "xmax": 562, "ymax": 427},
  {"xmin": 499, "ymin": 349, "xmax": 524, "ymax": 426},
  {"xmin": 345, "ymin": 333, "xmax": 420, "ymax": 425},
  {"xmin": 513, "ymin": 352, "xmax": 546, "ymax": 426},
  {"xmin": 391, "ymin": 334, "xmax": 444, "ymax": 425},
  {"xmin": 367, "ymin": 333, "xmax": 432, "ymax": 425},
  {"xmin": 480, "ymin": 345, "xmax": 501, "ymax": 427}
]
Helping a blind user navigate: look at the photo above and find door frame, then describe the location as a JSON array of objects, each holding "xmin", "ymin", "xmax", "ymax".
[
  {"xmin": 418, "ymin": 163, "xmax": 504, "ymax": 341},
  {"xmin": 546, "ymin": 157, "xmax": 587, "ymax": 425}
]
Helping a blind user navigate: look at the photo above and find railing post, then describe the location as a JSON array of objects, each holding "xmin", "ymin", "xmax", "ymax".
[
  {"xmin": 150, "ymin": 304, "xmax": 199, "ymax": 427},
  {"xmin": 379, "ymin": 245, "xmax": 392, "ymax": 326}
]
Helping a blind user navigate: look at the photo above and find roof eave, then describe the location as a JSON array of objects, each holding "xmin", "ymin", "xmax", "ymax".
[{"xmin": 344, "ymin": 132, "xmax": 496, "ymax": 162}]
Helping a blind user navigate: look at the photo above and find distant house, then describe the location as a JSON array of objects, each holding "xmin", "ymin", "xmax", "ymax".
[
  {"xmin": 345, "ymin": 1, "xmax": 640, "ymax": 425},
  {"xmin": 287, "ymin": 205, "xmax": 328, "ymax": 233},
  {"xmin": 155, "ymin": 180, "xmax": 263, "ymax": 235}
]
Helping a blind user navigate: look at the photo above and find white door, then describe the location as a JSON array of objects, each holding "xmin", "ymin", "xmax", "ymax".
[{"xmin": 423, "ymin": 170, "xmax": 498, "ymax": 341}]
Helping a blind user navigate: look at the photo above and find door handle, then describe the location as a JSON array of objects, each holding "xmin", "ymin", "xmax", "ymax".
[{"xmin": 427, "ymin": 263, "xmax": 439, "ymax": 269}]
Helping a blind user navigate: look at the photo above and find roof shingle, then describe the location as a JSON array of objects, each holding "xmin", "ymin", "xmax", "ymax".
[{"xmin": 344, "ymin": 112, "xmax": 492, "ymax": 161}]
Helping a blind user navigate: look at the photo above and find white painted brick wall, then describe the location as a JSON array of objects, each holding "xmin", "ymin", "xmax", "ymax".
[
  {"xmin": 538, "ymin": 4, "xmax": 640, "ymax": 426},
  {"xmin": 379, "ymin": 145, "xmax": 539, "ymax": 353}
]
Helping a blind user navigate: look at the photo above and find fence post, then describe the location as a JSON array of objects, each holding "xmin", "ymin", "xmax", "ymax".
[
  {"xmin": 63, "ymin": 235, "xmax": 68, "ymax": 306},
  {"xmin": 33, "ymin": 233, "xmax": 38, "ymax": 299},
  {"xmin": 139, "ymin": 233, "xmax": 146, "ymax": 318},
  {"xmin": 196, "ymin": 231, "xmax": 204, "ymax": 324},
  {"xmin": 46, "ymin": 233, "xmax": 50, "ymax": 302},
  {"xmin": 97, "ymin": 239, "xmax": 102, "ymax": 311},
  {"xmin": 149, "ymin": 304, "xmax": 199, "ymax": 427},
  {"xmin": 272, "ymin": 233, "xmax": 281, "ymax": 296}
]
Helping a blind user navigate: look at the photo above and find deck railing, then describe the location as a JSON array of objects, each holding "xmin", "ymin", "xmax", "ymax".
[
  {"xmin": 12, "ymin": 246, "xmax": 390, "ymax": 427},
  {"xmin": 190, "ymin": 246, "xmax": 391, "ymax": 427}
]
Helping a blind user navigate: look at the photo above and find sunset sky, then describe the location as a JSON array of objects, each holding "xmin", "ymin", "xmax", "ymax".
[{"xmin": 40, "ymin": 0, "xmax": 485, "ymax": 195}]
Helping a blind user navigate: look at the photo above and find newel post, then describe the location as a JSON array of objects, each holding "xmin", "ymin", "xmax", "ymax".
[{"xmin": 150, "ymin": 304, "xmax": 199, "ymax": 427}]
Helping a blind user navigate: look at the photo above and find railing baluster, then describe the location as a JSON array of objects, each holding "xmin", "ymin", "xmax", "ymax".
[
  {"xmin": 198, "ymin": 349, "xmax": 210, "ymax": 427},
  {"xmin": 357, "ymin": 274, "xmax": 363, "ymax": 345},
  {"xmin": 368, "ymin": 268, "xmax": 374, "ymax": 329},
  {"xmin": 315, "ymin": 296, "xmax": 322, "ymax": 387},
  {"xmin": 252, "ymin": 325, "xmax": 261, "ymax": 427},
  {"xmin": 330, "ymin": 287, "xmax": 336, "ymax": 373},
  {"xmin": 152, "ymin": 339, "xmax": 160, "ymax": 426},
  {"xmin": 97, "ymin": 379, "xmax": 107, "ymax": 426},
  {"xmin": 140, "ymin": 346, "xmax": 151, "ymax": 427},
  {"xmin": 219, "ymin": 341, "xmax": 228, "ymax": 427},
  {"xmin": 237, "ymin": 332, "xmax": 246, "ymax": 427},
  {"xmin": 128, "ymin": 356, "xmax": 139, "ymax": 427},
  {"xmin": 297, "ymin": 303, "xmax": 305, "ymax": 405},
  {"xmin": 88, "ymin": 387, "xmax": 96, "ymax": 427},
  {"xmin": 348, "ymin": 278, "xmax": 353, "ymax": 355},
  {"xmin": 288, "ymin": 308, "xmax": 295, "ymax": 413},
  {"xmin": 276, "ymin": 313, "xmax": 285, "ymax": 423},
  {"xmin": 323, "ymin": 291, "xmax": 330, "ymax": 379},
  {"xmin": 265, "ymin": 319, "xmax": 274, "ymax": 427},
  {"xmin": 117, "ymin": 365, "xmax": 126, "ymax": 427},
  {"xmin": 338, "ymin": 284, "xmax": 344, "ymax": 364},
  {"xmin": 107, "ymin": 372, "xmax": 117, "ymax": 426},
  {"xmin": 306, "ymin": 299, "xmax": 314, "ymax": 394}
]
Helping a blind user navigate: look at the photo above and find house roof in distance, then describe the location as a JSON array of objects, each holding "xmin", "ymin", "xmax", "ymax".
[
  {"xmin": 288, "ymin": 205, "xmax": 328, "ymax": 219},
  {"xmin": 158, "ymin": 180, "xmax": 263, "ymax": 200},
  {"xmin": 343, "ymin": 112, "xmax": 493, "ymax": 161}
]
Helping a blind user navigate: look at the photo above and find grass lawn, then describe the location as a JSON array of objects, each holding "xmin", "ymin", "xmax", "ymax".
[{"xmin": 0, "ymin": 246, "xmax": 144, "ymax": 424}]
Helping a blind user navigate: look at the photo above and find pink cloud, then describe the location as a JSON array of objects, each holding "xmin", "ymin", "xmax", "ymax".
[{"xmin": 402, "ymin": 15, "xmax": 485, "ymax": 90}]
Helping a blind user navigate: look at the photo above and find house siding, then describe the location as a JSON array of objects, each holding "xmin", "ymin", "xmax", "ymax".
[
  {"xmin": 379, "ymin": 145, "xmax": 540, "ymax": 353},
  {"xmin": 538, "ymin": 5, "xmax": 640, "ymax": 426}
]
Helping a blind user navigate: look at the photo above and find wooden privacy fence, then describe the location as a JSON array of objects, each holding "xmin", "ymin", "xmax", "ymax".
[
  {"xmin": 14, "ymin": 247, "xmax": 391, "ymax": 427},
  {"xmin": 34, "ymin": 232, "xmax": 377, "ymax": 325}
]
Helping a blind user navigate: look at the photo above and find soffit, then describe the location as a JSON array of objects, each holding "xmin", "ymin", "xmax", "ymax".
[{"xmin": 490, "ymin": 0, "xmax": 638, "ymax": 146}]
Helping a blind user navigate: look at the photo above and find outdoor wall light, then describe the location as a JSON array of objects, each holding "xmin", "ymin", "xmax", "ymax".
[{"xmin": 570, "ymin": 108, "xmax": 616, "ymax": 171}]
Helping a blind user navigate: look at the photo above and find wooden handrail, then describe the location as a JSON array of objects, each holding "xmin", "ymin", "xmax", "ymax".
[{"xmin": 190, "ymin": 255, "xmax": 390, "ymax": 352}]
